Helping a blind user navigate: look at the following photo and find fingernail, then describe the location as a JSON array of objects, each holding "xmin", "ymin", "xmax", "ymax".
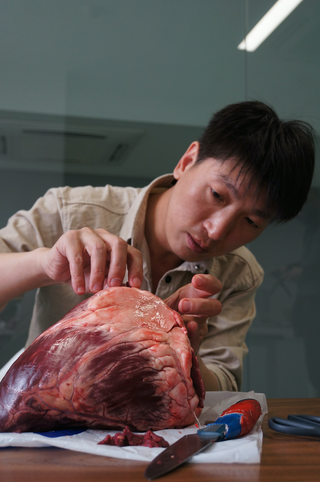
[
  {"xmin": 109, "ymin": 278, "xmax": 122, "ymax": 287},
  {"xmin": 93, "ymin": 283, "xmax": 102, "ymax": 292},
  {"xmin": 182, "ymin": 300, "xmax": 191, "ymax": 313},
  {"xmin": 132, "ymin": 277, "xmax": 141, "ymax": 287},
  {"xmin": 195, "ymin": 276, "xmax": 204, "ymax": 287}
]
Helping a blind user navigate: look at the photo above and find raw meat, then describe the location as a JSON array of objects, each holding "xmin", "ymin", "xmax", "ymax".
[
  {"xmin": 0, "ymin": 287, "xmax": 205, "ymax": 433},
  {"xmin": 98, "ymin": 427, "xmax": 169, "ymax": 448}
]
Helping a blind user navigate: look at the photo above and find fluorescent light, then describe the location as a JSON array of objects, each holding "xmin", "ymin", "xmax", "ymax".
[{"xmin": 238, "ymin": 0, "xmax": 303, "ymax": 52}]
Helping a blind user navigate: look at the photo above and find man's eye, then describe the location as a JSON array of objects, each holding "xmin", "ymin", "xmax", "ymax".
[
  {"xmin": 211, "ymin": 189, "xmax": 222, "ymax": 200},
  {"xmin": 246, "ymin": 217, "xmax": 258, "ymax": 228}
]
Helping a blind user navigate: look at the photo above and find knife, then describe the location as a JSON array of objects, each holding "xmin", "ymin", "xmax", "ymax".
[{"xmin": 144, "ymin": 398, "xmax": 261, "ymax": 480}]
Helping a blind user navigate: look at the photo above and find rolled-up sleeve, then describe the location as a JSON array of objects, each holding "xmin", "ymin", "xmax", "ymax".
[
  {"xmin": 0, "ymin": 189, "xmax": 65, "ymax": 254},
  {"xmin": 199, "ymin": 247, "xmax": 264, "ymax": 391}
]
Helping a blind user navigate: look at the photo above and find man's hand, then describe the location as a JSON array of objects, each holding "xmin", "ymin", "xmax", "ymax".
[
  {"xmin": 164, "ymin": 274, "xmax": 222, "ymax": 353},
  {"xmin": 40, "ymin": 228, "xmax": 143, "ymax": 294}
]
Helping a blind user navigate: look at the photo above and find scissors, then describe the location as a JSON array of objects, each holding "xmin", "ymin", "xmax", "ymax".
[{"xmin": 268, "ymin": 414, "xmax": 320, "ymax": 438}]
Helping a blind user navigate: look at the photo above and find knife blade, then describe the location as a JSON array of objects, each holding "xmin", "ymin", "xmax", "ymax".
[
  {"xmin": 144, "ymin": 424, "xmax": 226, "ymax": 480},
  {"xmin": 144, "ymin": 398, "xmax": 261, "ymax": 480}
]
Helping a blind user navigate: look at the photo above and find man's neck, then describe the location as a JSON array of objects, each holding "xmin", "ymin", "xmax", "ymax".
[{"xmin": 145, "ymin": 189, "xmax": 182, "ymax": 290}]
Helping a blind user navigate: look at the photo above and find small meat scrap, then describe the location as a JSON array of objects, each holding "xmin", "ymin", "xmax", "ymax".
[{"xmin": 98, "ymin": 427, "xmax": 169, "ymax": 448}]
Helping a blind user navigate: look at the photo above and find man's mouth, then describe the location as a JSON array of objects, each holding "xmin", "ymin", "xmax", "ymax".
[{"xmin": 187, "ymin": 234, "xmax": 210, "ymax": 254}]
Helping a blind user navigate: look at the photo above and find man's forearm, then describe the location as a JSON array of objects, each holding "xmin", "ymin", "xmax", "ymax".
[
  {"xmin": 197, "ymin": 355, "xmax": 220, "ymax": 391},
  {"xmin": 0, "ymin": 249, "xmax": 52, "ymax": 308}
]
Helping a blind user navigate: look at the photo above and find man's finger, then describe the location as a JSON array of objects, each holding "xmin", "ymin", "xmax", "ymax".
[
  {"xmin": 105, "ymin": 236, "xmax": 129, "ymax": 287},
  {"xmin": 95, "ymin": 230, "xmax": 143, "ymax": 289},
  {"xmin": 62, "ymin": 231, "xmax": 86, "ymax": 295},
  {"xmin": 176, "ymin": 274, "xmax": 222, "ymax": 301},
  {"xmin": 74, "ymin": 228, "xmax": 109, "ymax": 293},
  {"xmin": 192, "ymin": 274, "xmax": 222, "ymax": 295},
  {"xmin": 126, "ymin": 246, "xmax": 143, "ymax": 288},
  {"xmin": 178, "ymin": 297, "xmax": 222, "ymax": 317}
]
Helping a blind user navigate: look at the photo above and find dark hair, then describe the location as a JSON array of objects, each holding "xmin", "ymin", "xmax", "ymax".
[{"xmin": 197, "ymin": 101, "xmax": 315, "ymax": 222}]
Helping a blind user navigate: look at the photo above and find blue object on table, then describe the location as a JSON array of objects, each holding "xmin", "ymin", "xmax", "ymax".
[
  {"xmin": 198, "ymin": 413, "xmax": 242, "ymax": 440},
  {"xmin": 35, "ymin": 428, "xmax": 85, "ymax": 438},
  {"xmin": 268, "ymin": 414, "xmax": 320, "ymax": 437}
]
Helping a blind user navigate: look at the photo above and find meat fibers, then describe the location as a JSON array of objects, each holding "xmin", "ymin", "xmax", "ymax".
[{"xmin": 0, "ymin": 287, "xmax": 205, "ymax": 433}]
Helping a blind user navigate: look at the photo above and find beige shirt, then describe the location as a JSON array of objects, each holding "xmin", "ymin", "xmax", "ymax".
[{"xmin": 0, "ymin": 174, "xmax": 264, "ymax": 391}]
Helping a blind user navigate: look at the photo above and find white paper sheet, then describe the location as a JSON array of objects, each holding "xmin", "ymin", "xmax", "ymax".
[{"xmin": 0, "ymin": 390, "xmax": 267, "ymax": 463}]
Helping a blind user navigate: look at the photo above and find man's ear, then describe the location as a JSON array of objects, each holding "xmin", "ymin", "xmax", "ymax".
[{"xmin": 173, "ymin": 141, "xmax": 200, "ymax": 180}]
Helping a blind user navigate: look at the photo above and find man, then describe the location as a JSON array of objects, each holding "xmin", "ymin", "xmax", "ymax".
[{"xmin": 0, "ymin": 101, "xmax": 314, "ymax": 392}]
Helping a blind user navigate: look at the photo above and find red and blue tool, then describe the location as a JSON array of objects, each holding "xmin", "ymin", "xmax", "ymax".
[{"xmin": 144, "ymin": 398, "xmax": 262, "ymax": 480}]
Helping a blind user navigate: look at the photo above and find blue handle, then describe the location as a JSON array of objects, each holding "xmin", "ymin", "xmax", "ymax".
[
  {"xmin": 196, "ymin": 423, "xmax": 226, "ymax": 441},
  {"xmin": 197, "ymin": 413, "xmax": 242, "ymax": 441},
  {"xmin": 197, "ymin": 399, "xmax": 261, "ymax": 442}
]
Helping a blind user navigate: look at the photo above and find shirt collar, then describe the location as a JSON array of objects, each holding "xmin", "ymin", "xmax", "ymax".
[
  {"xmin": 172, "ymin": 258, "xmax": 214, "ymax": 275},
  {"xmin": 119, "ymin": 173, "xmax": 174, "ymax": 249}
]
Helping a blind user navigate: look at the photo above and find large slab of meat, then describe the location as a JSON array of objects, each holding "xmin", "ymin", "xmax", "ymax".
[{"xmin": 0, "ymin": 287, "xmax": 205, "ymax": 433}]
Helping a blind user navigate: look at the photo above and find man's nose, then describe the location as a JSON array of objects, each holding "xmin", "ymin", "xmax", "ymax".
[{"xmin": 204, "ymin": 212, "xmax": 235, "ymax": 241}]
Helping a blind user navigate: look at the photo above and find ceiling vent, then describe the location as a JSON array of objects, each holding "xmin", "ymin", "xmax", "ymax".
[{"xmin": 0, "ymin": 117, "xmax": 144, "ymax": 174}]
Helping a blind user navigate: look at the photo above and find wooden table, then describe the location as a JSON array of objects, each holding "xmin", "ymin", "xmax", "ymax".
[{"xmin": 1, "ymin": 398, "xmax": 320, "ymax": 482}]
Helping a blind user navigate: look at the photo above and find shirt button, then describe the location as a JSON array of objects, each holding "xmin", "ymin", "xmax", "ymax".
[
  {"xmin": 194, "ymin": 264, "xmax": 203, "ymax": 271},
  {"xmin": 165, "ymin": 275, "xmax": 172, "ymax": 284}
]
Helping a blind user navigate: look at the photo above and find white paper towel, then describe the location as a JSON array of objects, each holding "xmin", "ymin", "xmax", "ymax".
[{"xmin": 0, "ymin": 390, "xmax": 267, "ymax": 463}]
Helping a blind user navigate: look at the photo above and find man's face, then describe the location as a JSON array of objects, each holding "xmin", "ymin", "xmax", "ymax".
[{"xmin": 162, "ymin": 143, "xmax": 270, "ymax": 262}]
